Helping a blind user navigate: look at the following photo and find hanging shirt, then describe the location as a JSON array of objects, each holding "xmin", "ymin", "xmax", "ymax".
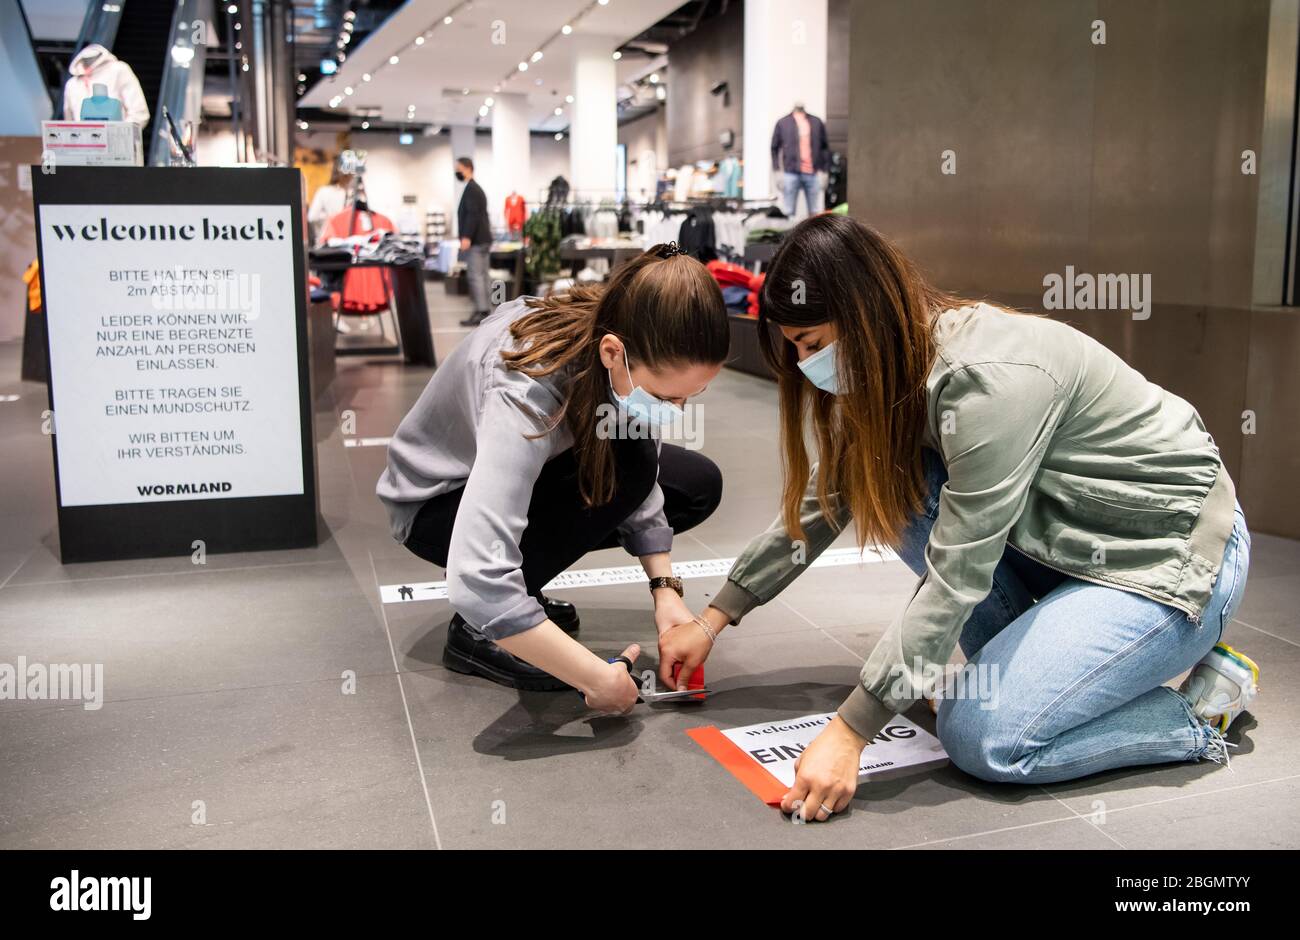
[
  {"xmin": 793, "ymin": 111, "xmax": 814, "ymax": 174},
  {"xmin": 504, "ymin": 193, "xmax": 526, "ymax": 233}
]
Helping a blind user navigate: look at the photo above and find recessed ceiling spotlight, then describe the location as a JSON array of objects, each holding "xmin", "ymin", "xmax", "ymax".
[
  {"xmin": 598, "ymin": 0, "xmax": 609, "ymax": 6},
  {"xmin": 565, "ymin": 94, "xmax": 574, "ymax": 103},
  {"xmin": 555, "ymin": 132, "xmax": 563, "ymax": 140},
  {"xmin": 478, "ymin": 105, "xmax": 488, "ymax": 117},
  {"xmin": 444, "ymin": 15, "xmax": 453, "ymax": 25},
  {"xmin": 612, "ymin": 51, "xmax": 621, "ymax": 60},
  {"xmin": 649, "ymin": 73, "xmax": 659, "ymax": 83},
  {"xmin": 344, "ymin": 86, "xmax": 353, "ymax": 94},
  {"xmin": 531, "ymin": 50, "xmax": 543, "ymax": 62},
  {"xmin": 297, "ymin": 72, "xmax": 306, "ymax": 81},
  {"xmin": 561, "ymin": 24, "xmax": 572, "ymax": 35},
  {"xmin": 462, "ymin": 87, "xmax": 469, "ymax": 95},
  {"xmin": 389, "ymin": 55, "xmax": 400, "ymax": 64},
  {"xmin": 226, "ymin": 3, "xmax": 237, "ymax": 13},
  {"xmin": 362, "ymin": 72, "xmax": 371, "ymax": 81},
  {"xmin": 415, "ymin": 36, "xmax": 424, "ymax": 45},
  {"xmin": 485, "ymin": 97, "xmax": 494, "ymax": 106},
  {"xmin": 655, "ymin": 84, "xmax": 666, "ymax": 100},
  {"xmin": 361, "ymin": 120, "xmax": 370, "ymax": 129},
  {"xmin": 554, "ymin": 107, "xmax": 563, "ymax": 115},
  {"xmin": 518, "ymin": 61, "xmax": 528, "ymax": 71}
]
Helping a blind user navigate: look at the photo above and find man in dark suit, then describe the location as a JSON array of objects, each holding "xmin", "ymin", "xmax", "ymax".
[
  {"xmin": 771, "ymin": 104, "xmax": 830, "ymax": 217},
  {"xmin": 455, "ymin": 156, "xmax": 493, "ymax": 327}
]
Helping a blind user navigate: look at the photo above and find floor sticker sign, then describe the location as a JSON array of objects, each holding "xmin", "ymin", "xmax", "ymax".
[
  {"xmin": 381, "ymin": 545, "xmax": 899, "ymax": 604},
  {"xmin": 687, "ymin": 713, "xmax": 948, "ymax": 805}
]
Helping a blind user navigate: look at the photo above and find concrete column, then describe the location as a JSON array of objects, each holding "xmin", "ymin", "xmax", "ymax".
[
  {"xmin": 742, "ymin": 0, "xmax": 828, "ymax": 205},
  {"xmin": 569, "ymin": 36, "xmax": 618, "ymax": 199},
  {"xmin": 491, "ymin": 92, "xmax": 530, "ymax": 226}
]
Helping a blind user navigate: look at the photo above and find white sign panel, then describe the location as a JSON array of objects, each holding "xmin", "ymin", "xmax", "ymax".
[
  {"xmin": 720, "ymin": 712, "xmax": 947, "ymax": 789},
  {"xmin": 40, "ymin": 204, "xmax": 304, "ymax": 506}
]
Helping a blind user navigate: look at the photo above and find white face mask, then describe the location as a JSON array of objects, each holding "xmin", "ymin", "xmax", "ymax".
[
  {"xmin": 796, "ymin": 341, "xmax": 840, "ymax": 394},
  {"xmin": 608, "ymin": 344, "xmax": 684, "ymax": 426}
]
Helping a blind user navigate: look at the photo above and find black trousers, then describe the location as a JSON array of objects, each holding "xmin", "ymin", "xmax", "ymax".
[{"xmin": 402, "ymin": 439, "xmax": 723, "ymax": 603}]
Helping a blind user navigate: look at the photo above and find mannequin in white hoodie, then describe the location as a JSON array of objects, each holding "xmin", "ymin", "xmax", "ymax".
[{"xmin": 63, "ymin": 44, "xmax": 150, "ymax": 128}]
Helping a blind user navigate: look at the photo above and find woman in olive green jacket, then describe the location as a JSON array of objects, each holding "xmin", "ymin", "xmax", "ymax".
[{"xmin": 659, "ymin": 214, "xmax": 1256, "ymax": 822}]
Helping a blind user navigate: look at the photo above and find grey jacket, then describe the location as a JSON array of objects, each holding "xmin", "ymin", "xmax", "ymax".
[
  {"xmin": 711, "ymin": 303, "xmax": 1237, "ymax": 739},
  {"xmin": 376, "ymin": 298, "xmax": 672, "ymax": 638}
]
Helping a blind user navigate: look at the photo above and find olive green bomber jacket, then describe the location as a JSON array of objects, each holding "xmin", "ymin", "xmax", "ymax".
[{"xmin": 710, "ymin": 303, "xmax": 1238, "ymax": 740}]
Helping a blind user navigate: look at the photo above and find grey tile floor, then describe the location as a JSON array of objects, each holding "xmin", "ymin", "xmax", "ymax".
[{"xmin": 1, "ymin": 287, "xmax": 1296, "ymax": 849}]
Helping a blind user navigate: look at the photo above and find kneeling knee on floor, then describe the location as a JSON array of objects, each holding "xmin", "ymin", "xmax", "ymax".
[{"xmin": 938, "ymin": 701, "xmax": 1027, "ymax": 783}]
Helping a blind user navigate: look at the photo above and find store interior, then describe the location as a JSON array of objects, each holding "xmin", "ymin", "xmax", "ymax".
[{"xmin": 1, "ymin": 0, "xmax": 1299, "ymax": 851}]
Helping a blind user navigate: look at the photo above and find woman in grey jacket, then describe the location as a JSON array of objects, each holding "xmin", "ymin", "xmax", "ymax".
[
  {"xmin": 378, "ymin": 246, "xmax": 729, "ymax": 713},
  {"xmin": 660, "ymin": 215, "xmax": 1256, "ymax": 820}
]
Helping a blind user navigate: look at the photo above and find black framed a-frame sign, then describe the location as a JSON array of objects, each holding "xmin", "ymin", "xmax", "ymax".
[{"xmin": 32, "ymin": 167, "xmax": 319, "ymax": 563}]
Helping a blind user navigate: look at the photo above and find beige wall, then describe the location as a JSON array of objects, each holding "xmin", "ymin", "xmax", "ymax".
[{"xmin": 848, "ymin": 0, "xmax": 1300, "ymax": 537}]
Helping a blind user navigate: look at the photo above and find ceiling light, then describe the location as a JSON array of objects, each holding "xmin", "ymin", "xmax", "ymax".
[
  {"xmin": 554, "ymin": 107, "xmax": 562, "ymax": 115},
  {"xmin": 518, "ymin": 61, "xmax": 528, "ymax": 71},
  {"xmin": 444, "ymin": 15, "xmax": 453, "ymax": 25},
  {"xmin": 344, "ymin": 86, "xmax": 354, "ymax": 95},
  {"xmin": 462, "ymin": 87, "xmax": 469, "ymax": 95},
  {"xmin": 611, "ymin": 51, "xmax": 621, "ymax": 60},
  {"xmin": 531, "ymin": 50, "xmax": 543, "ymax": 62},
  {"xmin": 478, "ymin": 105, "xmax": 488, "ymax": 117},
  {"xmin": 361, "ymin": 121, "xmax": 370, "ymax": 129},
  {"xmin": 599, "ymin": 0, "xmax": 610, "ymax": 5},
  {"xmin": 415, "ymin": 36, "xmax": 424, "ymax": 45},
  {"xmin": 297, "ymin": 73, "xmax": 306, "ymax": 82},
  {"xmin": 485, "ymin": 97, "xmax": 494, "ymax": 106},
  {"xmin": 362, "ymin": 72, "xmax": 371, "ymax": 81},
  {"xmin": 226, "ymin": 3, "xmax": 237, "ymax": 13},
  {"xmin": 555, "ymin": 132, "xmax": 563, "ymax": 140},
  {"xmin": 565, "ymin": 94, "xmax": 574, "ymax": 103},
  {"xmin": 656, "ymin": 84, "xmax": 666, "ymax": 100},
  {"xmin": 389, "ymin": 55, "xmax": 400, "ymax": 64},
  {"xmin": 561, "ymin": 24, "xmax": 571, "ymax": 35},
  {"xmin": 649, "ymin": 73, "xmax": 659, "ymax": 83}
]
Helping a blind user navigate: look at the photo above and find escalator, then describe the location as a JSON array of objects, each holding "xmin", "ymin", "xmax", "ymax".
[{"xmin": 99, "ymin": 0, "xmax": 177, "ymax": 155}]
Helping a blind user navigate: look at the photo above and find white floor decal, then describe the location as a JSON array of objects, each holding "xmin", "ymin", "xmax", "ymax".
[{"xmin": 381, "ymin": 545, "xmax": 899, "ymax": 604}]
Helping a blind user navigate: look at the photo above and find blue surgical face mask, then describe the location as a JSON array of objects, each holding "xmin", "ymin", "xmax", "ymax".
[
  {"xmin": 797, "ymin": 341, "xmax": 840, "ymax": 394},
  {"xmin": 609, "ymin": 344, "xmax": 684, "ymax": 426}
]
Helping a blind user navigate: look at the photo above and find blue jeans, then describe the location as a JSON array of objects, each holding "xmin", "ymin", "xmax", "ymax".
[
  {"xmin": 896, "ymin": 449, "xmax": 1251, "ymax": 784},
  {"xmin": 781, "ymin": 171, "xmax": 823, "ymax": 217}
]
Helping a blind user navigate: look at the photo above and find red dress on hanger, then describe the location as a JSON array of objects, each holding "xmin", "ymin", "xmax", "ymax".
[
  {"xmin": 321, "ymin": 207, "xmax": 396, "ymax": 312},
  {"xmin": 504, "ymin": 193, "xmax": 526, "ymax": 236}
]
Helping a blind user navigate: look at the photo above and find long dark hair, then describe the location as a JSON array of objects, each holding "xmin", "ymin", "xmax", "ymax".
[
  {"xmin": 758, "ymin": 214, "xmax": 968, "ymax": 549},
  {"xmin": 501, "ymin": 247, "xmax": 730, "ymax": 506}
]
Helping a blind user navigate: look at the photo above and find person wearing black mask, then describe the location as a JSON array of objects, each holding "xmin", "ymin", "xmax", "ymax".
[{"xmin": 455, "ymin": 157, "xmax": 493, "ymax": 327}]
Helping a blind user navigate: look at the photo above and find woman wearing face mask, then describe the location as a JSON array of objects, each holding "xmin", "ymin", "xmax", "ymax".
[
  {"xmin": 378, "ymin": 245, "xmax": 728, "ymax": 712},
  {"xmin": 661, "ymin": 214, "xmax": 1255, "ymax": 818}
]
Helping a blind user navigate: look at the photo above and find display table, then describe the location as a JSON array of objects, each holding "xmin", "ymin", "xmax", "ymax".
[{"xmin": 309, "ymin": 256, "xmax": 436, "ymax": 366}]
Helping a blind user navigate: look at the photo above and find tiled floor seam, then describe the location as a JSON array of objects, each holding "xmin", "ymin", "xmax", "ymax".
[{"xmin": 368, "ymin": 548, "xmax": 443, "ymax": 849}]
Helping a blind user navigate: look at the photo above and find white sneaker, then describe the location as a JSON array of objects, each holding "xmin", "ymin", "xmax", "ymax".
[{"xmin": 1179, "ymin": 642, "xmax": 1260, "ymax": 734}]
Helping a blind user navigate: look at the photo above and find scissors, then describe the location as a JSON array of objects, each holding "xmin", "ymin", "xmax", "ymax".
[{"xmin": 607, "ymin": 655, "xmax": 712, "ymax": 703}]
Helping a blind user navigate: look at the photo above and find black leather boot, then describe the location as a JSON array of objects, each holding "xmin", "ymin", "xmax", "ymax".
[
  {"xmin": 542, "ymin": 595, "xmax": 580, "ymax": 634},
  {"xmin": 442, "ymin": 614, "xmax": 571, "ymax": 691}
]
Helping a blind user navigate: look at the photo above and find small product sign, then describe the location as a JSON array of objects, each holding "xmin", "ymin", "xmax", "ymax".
[{"xmin": 39, "ymin": 203, "xmax": 304, "ymax": 507}]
